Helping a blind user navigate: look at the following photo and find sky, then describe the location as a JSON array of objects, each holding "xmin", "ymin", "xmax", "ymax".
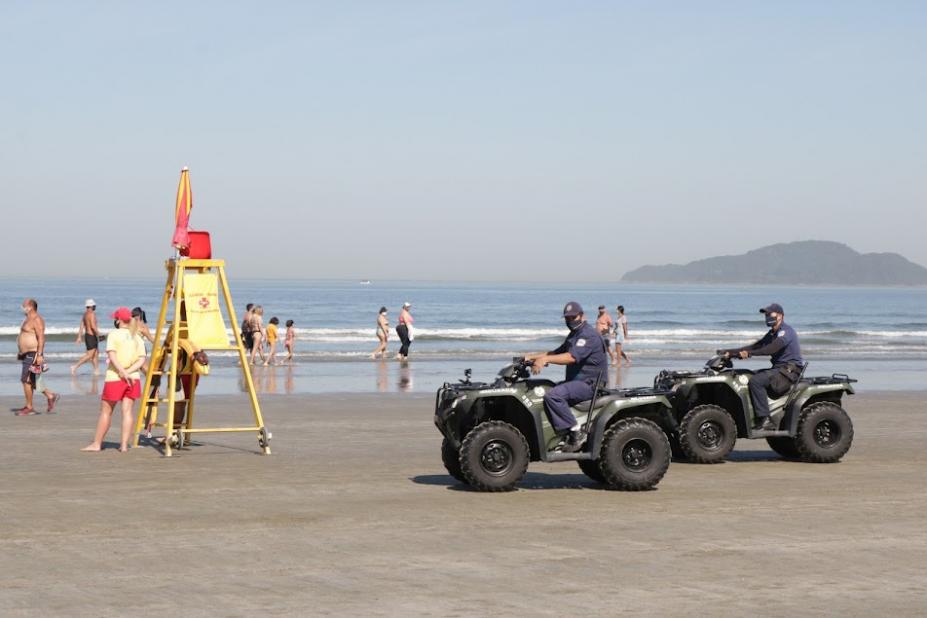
[{"xmin": 1, "ymin": 1, "xmax": 924, "ymax": 281}]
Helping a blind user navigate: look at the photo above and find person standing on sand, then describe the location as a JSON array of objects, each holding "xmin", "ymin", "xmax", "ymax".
[
  {"xmin": 596, "ymin": 305, "xmax": 616, "ymax": 364},
  {"xmin": 371, "ymin": 307, "xmax": 389, "ymax": 359},
  {"xmin": 614, "ymin": 305, "xmax": 631, "ymax": 366},
  {"xmin": 249, "ymin": 306, "xmax": 267, "ymax": 365},
  {"xmin": 284, "ymin": 320, "xmax": 296, "ymax": 364},
  {"xmin": 16, "ymin": 299, "xmax": 59, "ymax": 415},
  {"xmin": 82, "ymin": 307, "xmax": 146, "ymax": 452},
  {"xmin": 131, "ymin": 307, "xmax": 154, "ymax": 344},
  {"xmin": 72, "ymin": 299, "xmax": 101, "ymax": 375},
  {"xmin": 395, "ymin": 302, "xmax": 413, "ymax": 361},
  {"xmin": 132, "ymin": 307, "xmax": 154, "ymax": 375}
]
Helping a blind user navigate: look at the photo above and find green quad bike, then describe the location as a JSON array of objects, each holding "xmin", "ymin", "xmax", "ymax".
[
  {"xmin": 654, "ymin": 354, "xmax": 857, "ymax": 464},
  {"xmin": 434, "ymin": 358, "xmax": 674, "ymax": 492}
]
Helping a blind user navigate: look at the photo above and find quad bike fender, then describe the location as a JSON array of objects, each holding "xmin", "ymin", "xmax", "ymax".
[
  {"xmin": 586, "ymin": 396, "xmax": 675, "ymax": 459},
  {"xmin": 784, "ymin": 383, "xmax": 854, "ymax": 435},
  {"xmin": 451, "ymin": 392, "xmax": 546, "ymax": 461},
  {"xmin": 672, "ymin": 375, "xmax": 731, "ymax": 400}
]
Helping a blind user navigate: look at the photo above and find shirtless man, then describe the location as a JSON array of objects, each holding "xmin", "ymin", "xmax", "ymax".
[
  {"xmin": 596, "ymin": 305, "xmax": 616, "ymax": 364},
  {"xmin": 16, "ymin": 299, "xmax": 59, "ymax": 415},
  {"xmin": 71, "ymin": 299, "xmax": 101, "ymax": 375}
]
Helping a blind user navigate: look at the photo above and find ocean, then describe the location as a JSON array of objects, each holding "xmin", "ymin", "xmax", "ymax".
[{"xmin": 3, "ymin": 278, "xmax": 926, "ymax": 396}]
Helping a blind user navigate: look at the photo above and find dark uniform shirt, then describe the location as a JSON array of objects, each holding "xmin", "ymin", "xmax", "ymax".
[
  {"xmin": 550, "ymin": 321, "xmax": 607, "ymax": 383},
  {"xmin": 739, "ymin": 322, "xmax": 803, "ymax": 366}
]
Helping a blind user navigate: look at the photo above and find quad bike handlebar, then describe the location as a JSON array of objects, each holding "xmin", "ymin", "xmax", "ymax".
[
  {"xmin": 495, "ymin": 357, "xmax": 535, "ymax": 384},
  {"xmin": 707, "ymin": 353, "xmax": 734, "ymax": 371}
]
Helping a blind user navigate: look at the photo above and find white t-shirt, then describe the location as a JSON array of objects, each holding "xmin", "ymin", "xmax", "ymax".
[{"xmin": 615, "ymin": 315, "xmax": 627, "ymax": 341}]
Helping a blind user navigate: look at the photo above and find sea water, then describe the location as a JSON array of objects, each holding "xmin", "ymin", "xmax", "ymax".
[{"xmin": 2, "ymin": 278, "xmax": 925, "ymax": 395}]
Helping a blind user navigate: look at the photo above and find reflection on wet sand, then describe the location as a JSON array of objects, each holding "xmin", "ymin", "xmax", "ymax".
[
  {"xmin": 265, "ymin": 366, "xmax": 278, "ymax": 394},
  {"xmin": 610, "ymin": 366, "xmax": 629, "ymax": 389},
  {"xmin": 377, "ymin": 360, "xmax": 389, "ymax": 392},
  {"xmin": 242, "ymin": 365, "xmax": 297, "ymax": 395},
  {"xmin": 398, "ymin": 361, "xmax": 413, "ymax": 392},
  {"xmin": 285, "ymin": 364, "xmax": 294, "ymax": 394},
  {"xmin": 71, "ymin": 374, "xmax": 100, "ymax": 396}
]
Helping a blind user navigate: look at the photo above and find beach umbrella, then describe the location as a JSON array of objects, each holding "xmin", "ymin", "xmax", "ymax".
[{"xmin": 171, "ymin": 166, "xmax": 193, "ymax": 250}]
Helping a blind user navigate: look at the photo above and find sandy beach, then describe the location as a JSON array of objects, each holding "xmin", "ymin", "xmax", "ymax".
[{"xmin": 1, "ymin": 391, "xmax": 925, "ymax": 616}]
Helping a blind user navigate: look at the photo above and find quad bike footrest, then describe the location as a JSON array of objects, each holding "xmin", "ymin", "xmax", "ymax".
[{"xmin": 547, "ymin": 451, "xmax": 595, "ymax": 462}]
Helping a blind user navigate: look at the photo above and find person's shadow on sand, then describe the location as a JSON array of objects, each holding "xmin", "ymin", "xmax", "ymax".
[
  {"xmin": 80, "ymin": 440, "xmax": 130, "ymax": 451},
  {"xmin": 410, "ymin": 472, "xmax": 658, "ymax": 491}
]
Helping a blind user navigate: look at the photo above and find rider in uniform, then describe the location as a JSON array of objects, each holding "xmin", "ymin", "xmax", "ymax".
[
  {"xmin": 526, "ymin": 302, "xmax": 607, "ymax": 452},
  {"xmin": 722, "ymin": 303, "xmax": 804, "ymax": 431}
]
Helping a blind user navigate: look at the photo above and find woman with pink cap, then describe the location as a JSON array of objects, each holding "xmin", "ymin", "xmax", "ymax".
[{"xmin": 81, "ymin": 307, "xmax": 147, "ymax": 453}]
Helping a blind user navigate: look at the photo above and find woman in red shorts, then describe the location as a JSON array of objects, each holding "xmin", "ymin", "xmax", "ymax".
[{"xmin": 81, "ymin": 307, "xmax": 147, "ymax": 453}]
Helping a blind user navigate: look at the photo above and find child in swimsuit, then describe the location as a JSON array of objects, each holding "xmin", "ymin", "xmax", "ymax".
[
  {"xmin": 284, "ymin": 320, "xmax": 295, "ymax": 364},
  {"xmin": 265, "ymin": 317, "xmax": 279, "ymax": 366}
]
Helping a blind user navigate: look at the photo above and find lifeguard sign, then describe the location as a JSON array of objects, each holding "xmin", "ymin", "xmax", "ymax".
[
  {"xmin": 133, "ymin": 168, "xmax": 270, "ymax": 456},
  {"xmin": 183, "ymin": 273, "xmax": 230, "ymax": 349}
]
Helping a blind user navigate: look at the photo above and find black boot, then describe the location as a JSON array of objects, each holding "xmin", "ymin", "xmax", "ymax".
[
  {"xmin": 754, "ymin": 416, "xmax": 776, "ymax": 431},
  {"xmin": 559, "ymin": 429, "xmax": 588, "ymax": 453}
]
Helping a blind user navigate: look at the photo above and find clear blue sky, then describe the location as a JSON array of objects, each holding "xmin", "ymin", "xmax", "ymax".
[{"xmin": 1, "ymin": 1, "xmax": 924, "ymax": 280}]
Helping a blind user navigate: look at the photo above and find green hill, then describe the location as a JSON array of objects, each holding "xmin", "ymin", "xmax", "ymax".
[{"xmin": 621, "ymin": 241, "xmax": 927, "ymax": 286}]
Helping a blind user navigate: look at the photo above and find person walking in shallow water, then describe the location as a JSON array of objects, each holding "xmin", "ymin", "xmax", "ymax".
[
  {"xmin": 371, "ymin": 307, "xmax": 389, "ymax": 359},
  {"xmin": 241, "ymin": 303, "xmax": 255, "ymax": 356},
  {"xmin": 596, "ymin": 305, "xmax": 616, "ymax": 364},
  {"xmin": 265, "ymin": 317, "xmax": 280, "ymax": 366},
  {"xmin": 284, "ymin": 320, "xmax": 295, "ymax": 364},
  {"xmin": 72, "ymin": 299, "xmax": 101, "ymax": 375},
  {"xmin": 249, "ymin": 306, "xmax": 267, "ymax": 365},
  {"xmin": 395, "ymin": 302, "xmax": 413, "ymax": 361},
  {"xmin": 614, "ymin": 305, "xmax": 631, "ymax": 367}
]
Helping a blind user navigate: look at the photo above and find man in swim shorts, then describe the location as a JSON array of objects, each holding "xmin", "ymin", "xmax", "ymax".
[
  {"xmin": 596, "ymin": 305, "xmax": 616, "ymax": 364},
  {"xmin": 72, "ymin": 299, "xmax": 101, "ymax": 375},
  {"xmin": 16, "ymin": 299, "xmax": 59, "ymax": 415}
]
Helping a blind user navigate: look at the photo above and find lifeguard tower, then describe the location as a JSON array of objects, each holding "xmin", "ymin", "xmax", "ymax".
[{"xmin": 132, "ymin": 168, "xmax": 271, "ymax": 456}]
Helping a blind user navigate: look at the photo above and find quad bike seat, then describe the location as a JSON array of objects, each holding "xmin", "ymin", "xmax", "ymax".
[{"xmin": 573, "ymin": 395, "xmax": 621, "ymax": 413}]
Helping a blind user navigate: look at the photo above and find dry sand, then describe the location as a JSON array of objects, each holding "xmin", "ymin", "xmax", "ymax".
[{"xmin": 1, "ymin": 391, "xmax": 925, "ymax": 617}]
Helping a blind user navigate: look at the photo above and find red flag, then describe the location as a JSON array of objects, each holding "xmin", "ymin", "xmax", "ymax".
[{"xmin": 172, "ymin": 167, "xmax": 193, "ymax": 250}]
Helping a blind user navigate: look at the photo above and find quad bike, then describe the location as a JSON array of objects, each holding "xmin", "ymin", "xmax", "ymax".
[
  {"xmin": 434, "ymin": 358, "xmax": 674, "ymax": 492},
  {"xmin": 655, "ymin": 354, "xmax": 856, "ymax": 464}
]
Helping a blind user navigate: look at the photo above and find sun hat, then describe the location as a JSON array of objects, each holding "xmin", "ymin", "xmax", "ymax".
[{"xmin": 85, "ymin": 299, "xmax": 96, "ymax": 307}]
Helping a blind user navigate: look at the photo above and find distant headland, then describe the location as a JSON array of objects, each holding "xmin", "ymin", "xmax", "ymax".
[{"xmin": 621, "ymin": 241, "xmax": 927, "ymax": 286}]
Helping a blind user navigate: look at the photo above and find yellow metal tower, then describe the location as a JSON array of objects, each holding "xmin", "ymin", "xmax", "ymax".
[{"xmin": 132, "ymin": 258, "xmax": 271, "ymax": 456}]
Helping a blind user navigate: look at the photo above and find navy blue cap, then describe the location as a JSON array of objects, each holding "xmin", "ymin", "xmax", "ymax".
[
  {"xmin": 760, "ymin": 303, "xmax": 785, "ymax": 315},
  {"xmin": 562, "ymin": 302, "xmax": 583, "ymax": 317}
]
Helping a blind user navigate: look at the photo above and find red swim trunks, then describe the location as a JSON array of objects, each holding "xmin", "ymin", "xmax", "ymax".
[{"xmin": 102, "ymin": 379, "xmax": 142, "ymax": 402}]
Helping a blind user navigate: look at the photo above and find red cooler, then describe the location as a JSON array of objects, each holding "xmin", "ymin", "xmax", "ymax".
[{"xmin": 180, "ymin": 231, "xmax": 212, "ymax": 259}]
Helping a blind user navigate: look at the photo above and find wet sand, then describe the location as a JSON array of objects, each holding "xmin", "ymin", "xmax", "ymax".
[{"xmin": 1, "ymin": 392, "xmax": 925, "ymax": 616}]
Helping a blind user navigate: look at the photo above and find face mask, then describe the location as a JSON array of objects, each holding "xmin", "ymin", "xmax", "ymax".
[
  {"xmin": 564, "ymin": 317, "xmax": 582, "ymax": 331},
  {"xmin": 765, "ymin": 315, "xmax": 777, "ymax": 327},
  {"xmin": 21, "ymin": 306, "xmax": 29, "ymax": 315}
]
